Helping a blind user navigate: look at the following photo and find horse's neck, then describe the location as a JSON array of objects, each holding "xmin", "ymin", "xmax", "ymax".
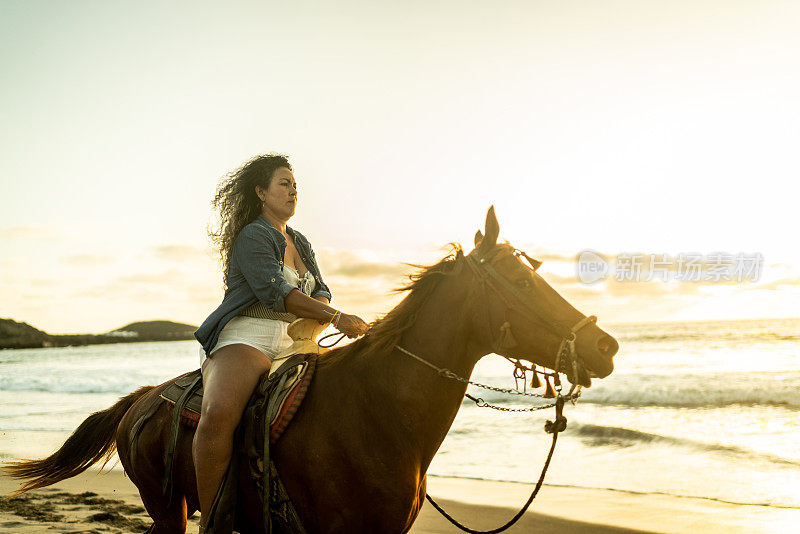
[{"xmin": 362, "ymin": 276, "xmax": 486, "ymax": 468}]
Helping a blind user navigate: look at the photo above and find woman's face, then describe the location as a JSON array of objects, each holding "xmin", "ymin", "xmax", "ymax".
[{"xmin": 257, "ymin": 167, "xmax": 297, "ymax": 220}]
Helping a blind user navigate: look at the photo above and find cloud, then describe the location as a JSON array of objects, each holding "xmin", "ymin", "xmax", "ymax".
[
  {"xmin": 0, "ymin": 226, "xmax": 59, "ymax": 240},
  {"xmin": 0, "ymin": 257, "xmax": 26, "ymax": 270},
  {"xmin": 72, "ymin": 285, "xmax": 174, "ymax": 303},
  {"xmin": 330, "ymin": 261, "xmax": 411, "ymax": 280},
  {"xmin": 59, "ymin": 253, "xmax": 116, "ymax": 266},
  {"xmin": 316, "ymin": 249, "xmax": 414, "ymax": 281},
  {"xmin": 513, "ymin": 245, "xmax": 584, "ymax": 264},
  {"xmin": 602, "ymin": 278, "xmax": 696, "ymax": 297},
  {"xmin": 538, "ymin": 272, "xmax": 580, "ymax": 286},
  {"xmin": 151, "ymin": 245, "xmax": 211, "ymax": 262},
  {"xmin": 68, "ymin": 268, "xmax": 217, "ymax": 302},
  {"xmin": 114, "ymin": 269, "xmax": 187, "ymax": 285},
  {"xmin": 30, "ymin": 278, "xmax": 60, "ymax": 287},
  {"xmin": 753, "ymin": 277, "xmax": 800, "ymax": 291},
  {"xmin": 538, "ymin": 270, "xmax": 737, "ymax": 306}
]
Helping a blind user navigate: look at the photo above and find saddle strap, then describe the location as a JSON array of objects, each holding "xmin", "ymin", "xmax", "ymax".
[
  {"xmin": 163, "ymin": 372, "xmax": 202, "ymax": 500},
  {"xmin": 269, "ymin": 460, "xmax": 308, "ymax": 534},
  {"xmin": 262, "ymin": 370, "xmax": 290, "ymax": 532},
  {"xmin": 128, "ymin": 391, "xmax": 166, "ymax": 476}
]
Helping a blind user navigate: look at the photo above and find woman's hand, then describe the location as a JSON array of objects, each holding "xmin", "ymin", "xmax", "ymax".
[
  {"xmin": 284, "ymin": 290, "xmax": 368, "ymax": 337},
  {"xmin": 336, "ymin": 313, "xmax": 370, "ymax": 338}
]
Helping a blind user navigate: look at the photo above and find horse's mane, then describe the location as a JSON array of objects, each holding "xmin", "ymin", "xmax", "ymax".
[{"xmin": 317, "ymin": 244, "xmax": 467, "ymax": 367}]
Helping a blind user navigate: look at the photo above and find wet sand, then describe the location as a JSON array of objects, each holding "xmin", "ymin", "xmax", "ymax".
[{"xmin": 2, "ymin": 468, "xmax": 798, "ymax": 533}]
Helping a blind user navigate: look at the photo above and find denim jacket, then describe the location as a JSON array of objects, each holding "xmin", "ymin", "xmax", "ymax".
[{"xmin": 194, "ymin": 214, "xmax": 332, "ymax": 355}]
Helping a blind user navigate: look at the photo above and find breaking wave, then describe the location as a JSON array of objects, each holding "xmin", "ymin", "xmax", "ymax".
[
  {"xmin": 462, "ymin": 371, "xmax": 800, "ymax": 409},
  {"xmin": 570, "ymin": 423, "xmax": 800, "ymax": 467}
]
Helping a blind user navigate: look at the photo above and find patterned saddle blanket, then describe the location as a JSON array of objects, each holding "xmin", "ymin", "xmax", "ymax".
[{"xmin": 160, "ymin": 354, "xmax": 316, "ymax": 445}]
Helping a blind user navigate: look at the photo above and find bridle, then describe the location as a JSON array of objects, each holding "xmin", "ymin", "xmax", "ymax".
[
  {"xmin": 392, "ymin": 245, "xmax": 601, "ymax": 534},
  {"xmin": 464, "ymin": 246, "xmax": 598, "ymax": 389},
  {"xmin": 395, "ymin": 246, "xmax": 598, "ymax": 391}
]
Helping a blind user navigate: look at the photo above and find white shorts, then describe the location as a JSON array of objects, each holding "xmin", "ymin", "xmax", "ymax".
[{"xmin": 198, "ymin": 316, "xmax": 293, "ymax": 366}]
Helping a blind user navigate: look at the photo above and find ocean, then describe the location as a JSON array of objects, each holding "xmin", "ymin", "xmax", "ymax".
[{"xmin": 1, "ymin": 317, "xmax": 798, "ymax": 509}]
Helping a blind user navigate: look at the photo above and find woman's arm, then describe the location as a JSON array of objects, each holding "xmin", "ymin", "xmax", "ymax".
[
  {"xmin": 285, "ymin": 289, "xmax": 336, "ymax": 322},
  {"xmin": 285, "ymin": 290, "xmax": 368, "ymax": 338}
]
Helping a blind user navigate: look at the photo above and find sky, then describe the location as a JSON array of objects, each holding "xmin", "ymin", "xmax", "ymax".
[{"xmin": 1, "ymin": 0, "xmax": 798, "ymax": 334}]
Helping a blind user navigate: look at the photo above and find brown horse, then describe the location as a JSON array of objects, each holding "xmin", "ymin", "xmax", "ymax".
[{"xmin": 6, "ymin": 207, "xmax": 618, "ymax": 533}]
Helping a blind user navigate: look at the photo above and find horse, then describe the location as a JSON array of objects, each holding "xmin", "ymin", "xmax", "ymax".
[{"xmin": 6, "ymin": 207, "xmax": 618, "ymax": 533}]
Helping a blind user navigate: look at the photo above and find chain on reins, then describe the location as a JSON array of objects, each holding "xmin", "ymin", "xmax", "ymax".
[{"xmin": 393, "ymin": 343, "xmax": 574, "ymax": 534}]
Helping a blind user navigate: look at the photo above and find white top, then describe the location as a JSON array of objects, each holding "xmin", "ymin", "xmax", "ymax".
[{"xmin": 283, "ymin": 264, "xmax": 316, "ymax": 296}]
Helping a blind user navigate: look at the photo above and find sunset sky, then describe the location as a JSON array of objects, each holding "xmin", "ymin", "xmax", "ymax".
[{"xmin": 1, "ymin": 0, "xmax": 798, "ymax": 333}]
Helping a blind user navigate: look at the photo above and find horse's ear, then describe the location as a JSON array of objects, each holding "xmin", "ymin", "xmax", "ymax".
[
  {"xmin": 483, "ymin": 205, "xmax": 499, "ymax": 247},
  {"xmin": 474, "ymin": 230, "xmax": 483, "ymax": 247}
]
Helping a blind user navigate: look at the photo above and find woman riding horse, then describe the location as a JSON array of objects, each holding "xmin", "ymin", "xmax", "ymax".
[
  {"xmin": 6, "ymin": 205, "xmax": 619, "ymax": 533},
  {"xmin": 192, "ymin": 154, "xmax": 369, "ymax": 532}
]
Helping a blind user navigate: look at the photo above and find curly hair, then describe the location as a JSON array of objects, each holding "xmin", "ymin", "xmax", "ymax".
[{"xmin": 207, "ymin": 153, "xmax": 292, "ymax": 289}]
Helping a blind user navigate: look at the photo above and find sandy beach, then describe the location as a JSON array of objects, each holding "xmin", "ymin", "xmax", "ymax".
[{"xmin": 2, "ymin": 467, "xmax": 798, "ymax": 533}]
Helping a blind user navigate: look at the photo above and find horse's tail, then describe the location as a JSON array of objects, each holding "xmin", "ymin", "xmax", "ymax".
[{"xmin": 4, "ymin": 385, "xmax": 155, "ymax": 495}]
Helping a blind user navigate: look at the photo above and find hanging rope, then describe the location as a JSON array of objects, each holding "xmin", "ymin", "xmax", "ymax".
[
  {"xmin": 318, "ymin": 331, "xmax": 347, "ymax": 348},
  {"xmin": 425, "ymin": 396, "xmax": 568, "ymax": 534}
]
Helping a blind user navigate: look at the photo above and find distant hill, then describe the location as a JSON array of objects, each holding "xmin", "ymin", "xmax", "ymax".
[
  {"xmin": 109, "ymin": 320, "xmax": 198, "ymax": 340},
  {"xmin": 0, "ymin": 319, "xmax": 51, "ymax": 349},
  {"xmin": 0, "ymin": 318, "xmax": 198, "ymax": 349}
]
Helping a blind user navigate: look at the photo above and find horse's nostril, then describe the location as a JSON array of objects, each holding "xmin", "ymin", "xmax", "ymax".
[{"xmin": 597, "ymin": 335, "xmax": 619, "ymax": 357}]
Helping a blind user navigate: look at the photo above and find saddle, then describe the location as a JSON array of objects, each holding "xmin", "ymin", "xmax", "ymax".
[{"xmin": 158, "ymin": 318, "xmax": 331, "ymax": 534}]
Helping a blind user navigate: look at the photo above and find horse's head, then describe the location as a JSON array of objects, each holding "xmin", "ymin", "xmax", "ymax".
[{"xmin": 468, "ymin": 206, "xmax": 618, "ymax": 387}]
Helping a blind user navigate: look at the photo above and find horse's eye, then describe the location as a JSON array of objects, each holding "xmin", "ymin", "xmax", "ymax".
[{"xmin": 516, "ymin": 278, "xmax": 531, "ymax": 289}]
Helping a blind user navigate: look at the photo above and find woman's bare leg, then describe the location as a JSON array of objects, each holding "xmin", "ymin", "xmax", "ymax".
[{"xmin": 192, "ymin": 344, "xmax": 271, "ymax": 529}]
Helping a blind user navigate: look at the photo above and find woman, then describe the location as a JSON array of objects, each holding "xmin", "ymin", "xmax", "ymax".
[{"xmin": 192, "ymin": 154, "xmax": 369, "ymax": 532}]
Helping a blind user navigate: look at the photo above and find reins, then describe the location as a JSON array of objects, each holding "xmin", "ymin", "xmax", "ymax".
[
  {"xmin": 426, "ymin": 397, "xmax": 566, "ymax": 534},
  {"xmin": 394, "ymin": 342, "xmax": 572, "ymax": 533},
  {"xmin": 318, "ymin": 331, "xmax": 347, "ymax": 347},
  {"xmin": 392, "ymin": 250, "xmax": 598, "ymax": 533}
]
